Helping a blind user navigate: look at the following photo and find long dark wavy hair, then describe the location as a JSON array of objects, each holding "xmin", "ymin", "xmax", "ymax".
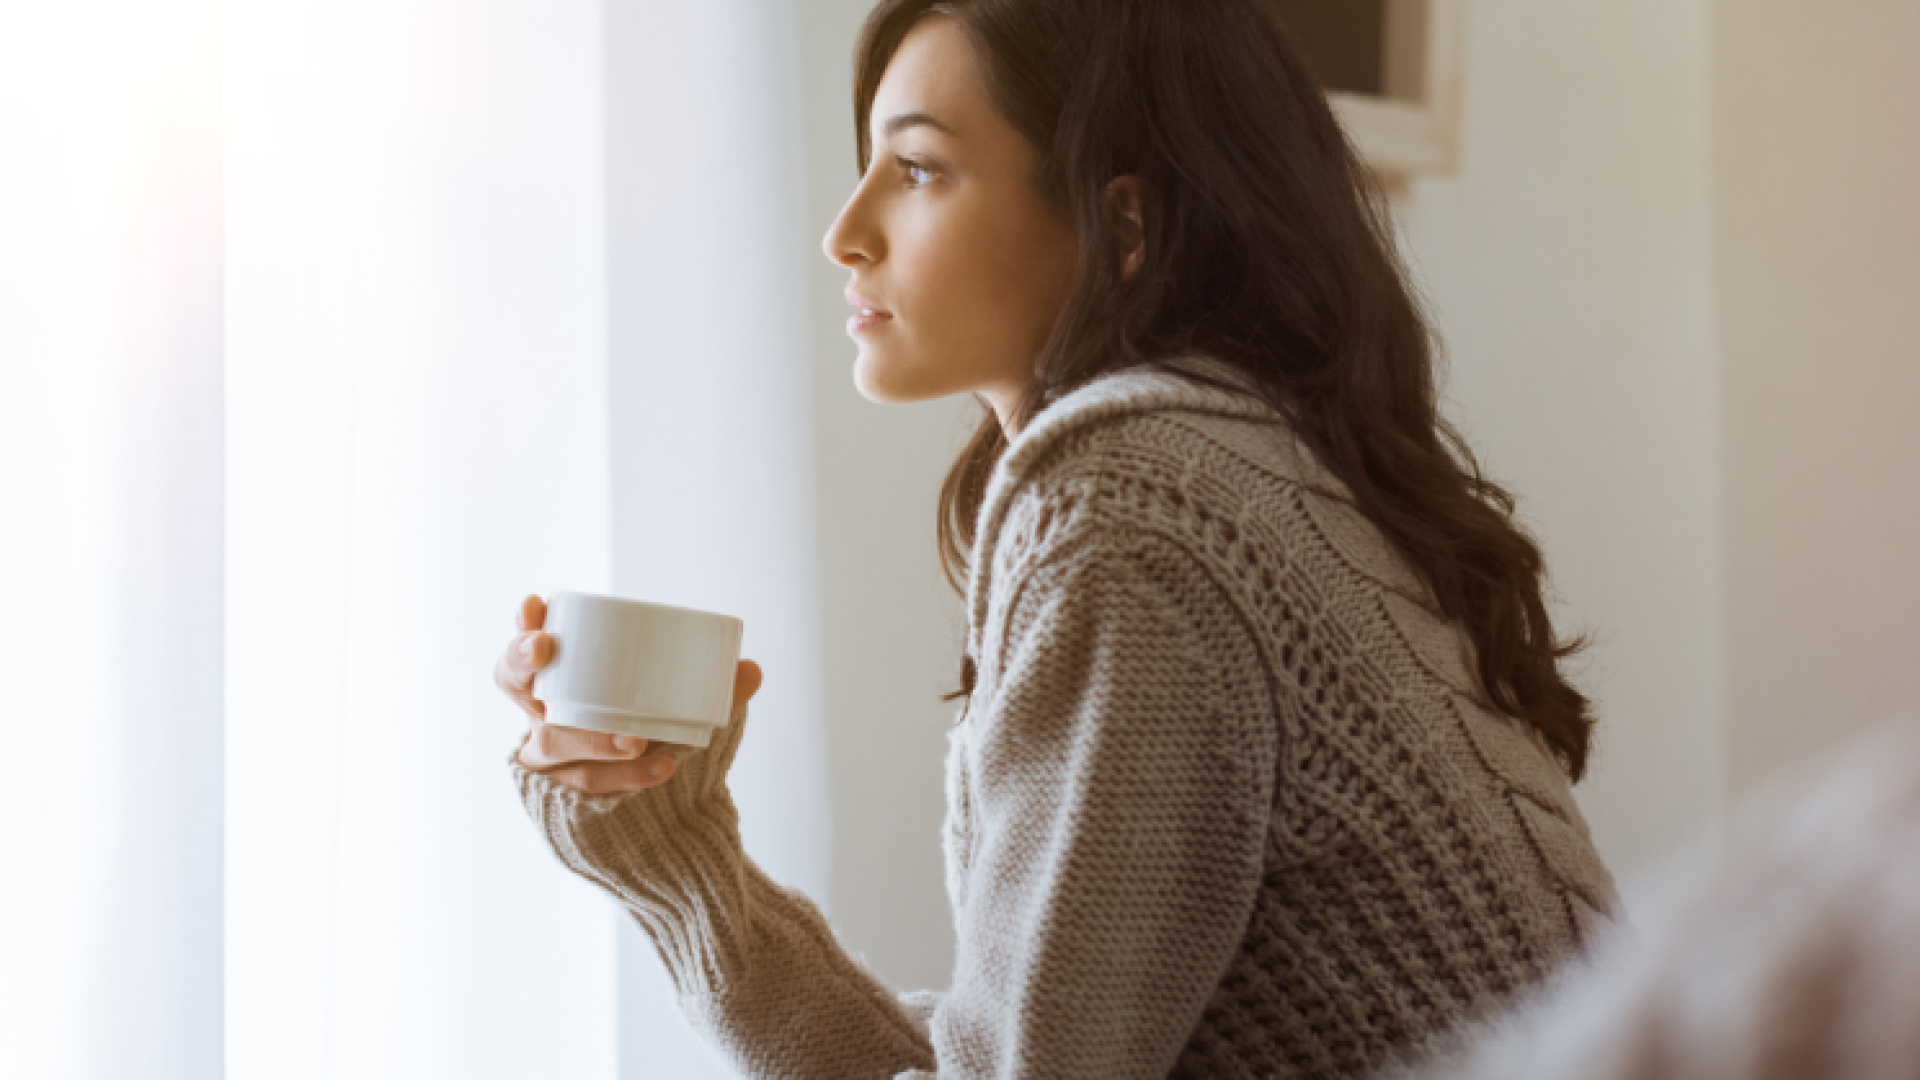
[{"xmin": 852, "ymin": 0, "xmax": 1596, "ymax": 780}]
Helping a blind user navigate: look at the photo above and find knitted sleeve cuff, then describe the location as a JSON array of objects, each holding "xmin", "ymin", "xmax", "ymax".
[
  {"xmin": 507, "ymin": 739, "xmax": 754, "ymax": 995},
  {"xmin": 508, "ymin": 740, "xmax": 940, "ymax": 1077}
]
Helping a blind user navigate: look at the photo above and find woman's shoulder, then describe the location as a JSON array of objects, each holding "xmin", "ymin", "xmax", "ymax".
[
  {"xmin": 992, "ymin": 409, "xmax": 1293, "ymax": 563},
  {"xmin": 963, "ymin": 355, "xmax": 1442, "ymax": 667},
  {"xmin": 985, "ymin": 362, "xmax": 1394, "ymax": 592},
  {"xmin": 986, "ymin": 359, "xmax": 1307, "ymax": 529},
  {"xmin": 983, "ymin": 403, "xmax": 1275, "ymax": 585}
]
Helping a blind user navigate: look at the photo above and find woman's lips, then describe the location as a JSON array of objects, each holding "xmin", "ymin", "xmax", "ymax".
[
  {"xmin": 847, "ymin": 310, "xmax": 893, "ymax": 334},
  {"xmin": 844, "ymin": 284, "xmax": 892, "ymax": 335}
]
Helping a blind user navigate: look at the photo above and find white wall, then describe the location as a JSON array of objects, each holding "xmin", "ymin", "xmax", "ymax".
[
  {"xmin": 602, "ymin": 1, "xmax": 838, "ymax": 1074},
  {"xmin": 798, "ymin": 0, "xmax": 974, "ymax": 994},
  {"xmin": 1394, "ymin": 0, "xmax": 1728, "ymax": 888},
  {"xmin": 1711, "ymin": 0, "xmax": 1920, "ymax": 795}
]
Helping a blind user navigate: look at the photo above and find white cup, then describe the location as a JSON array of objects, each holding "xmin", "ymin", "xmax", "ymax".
[{"xmin": 531, "ymin": 590, "xmax": 745, "ymax": 748}]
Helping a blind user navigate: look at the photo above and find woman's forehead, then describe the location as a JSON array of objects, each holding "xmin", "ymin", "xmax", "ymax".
[{"xmin": 870, "ymin": 19, "xmax": 985, "ymax": 144}]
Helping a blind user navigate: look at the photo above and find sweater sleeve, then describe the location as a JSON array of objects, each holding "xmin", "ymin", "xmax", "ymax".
[
  {"xmin": 927, "ymin": 523, "xmax": 1278, "ymax": 1078},
  {"xmin": 508, "ymin": 521, "xmax": 1275, "ymax": 1079},
  {"xmin": 507, "ymin": 703, "xmax": 939, "ymax": 1079}
]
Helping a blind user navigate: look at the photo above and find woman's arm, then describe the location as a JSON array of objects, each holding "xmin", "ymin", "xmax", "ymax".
[
  {"xmin": 509, "ymin": 708, "xmax": 939, "ymax": 1079},
  {"xmin": 510, "ymin": 518, "xmax": 1275, "ymax": 1079}
]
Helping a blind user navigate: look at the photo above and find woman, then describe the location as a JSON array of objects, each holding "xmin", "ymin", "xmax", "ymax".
[{"xmin": 494, "ymin": 1, "xmax": 1618, "ymax": 1077}]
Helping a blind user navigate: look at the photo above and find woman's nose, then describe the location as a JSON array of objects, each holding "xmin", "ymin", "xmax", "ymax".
[
  {"xmin": 822, "ymin": 220, "xmax": 861, "ymax": 268},
  {"xmin": 823, "ymin": 193, "xmax": 878, "ymax": 268}
]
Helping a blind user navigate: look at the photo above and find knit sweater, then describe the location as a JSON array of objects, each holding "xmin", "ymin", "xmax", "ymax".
[
  {"xmin": 508, "ymin": 353, "xmax": 1621, "ymax": 1080},
  {"xmin": 1388, "ymin": 714, "xmax": 1920, "ymax": 1080}
]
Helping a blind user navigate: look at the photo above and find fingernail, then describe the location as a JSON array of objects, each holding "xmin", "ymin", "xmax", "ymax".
[
  {"xmin": 519, "ymin": 635, "xmax": 535, "ymax": 657},
  {"xmin": 646, "ymin": 758, "xmax": 670, "ymax": 779},
  {"xmin": 613, "ymin": 736, "xmax": 636, "ymax": 753}
]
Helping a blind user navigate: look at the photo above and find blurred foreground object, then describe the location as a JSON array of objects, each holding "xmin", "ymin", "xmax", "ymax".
[{"xmin": 1403, "ymin": 711, "xmax": 1920, "ymax": 1080}]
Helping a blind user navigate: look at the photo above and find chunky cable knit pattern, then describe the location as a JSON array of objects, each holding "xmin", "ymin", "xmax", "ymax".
[
  {"xmin": 508, "ymin": 353, "xmax": 1619, "ymax": 1079},
  {"xmin": 1388, "ymin": 715, "xmax": 1920, "ymax": 1080}
]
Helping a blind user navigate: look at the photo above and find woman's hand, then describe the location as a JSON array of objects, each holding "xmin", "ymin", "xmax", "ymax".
[{"xmin": 496, "ymin": 593, "xmax": 764, "ymax": 795}]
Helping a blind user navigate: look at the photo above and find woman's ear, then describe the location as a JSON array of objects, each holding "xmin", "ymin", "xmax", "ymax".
[{"xmin": 1102, "ymin": 174, "xmax": 1145, "ymax": 282}]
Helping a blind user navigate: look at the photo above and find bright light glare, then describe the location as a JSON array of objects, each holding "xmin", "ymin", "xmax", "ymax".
[
  {"xmin": 223, "ymin": 0, "xmax": 621, "ymax": 1077},
  {"xmin": 1, "ymin": 1, "xmax": 223, "ymax": 1077}
]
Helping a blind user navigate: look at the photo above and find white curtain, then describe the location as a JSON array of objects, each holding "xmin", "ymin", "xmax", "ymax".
[
  {"xmin": 222, "ymin": 0, "xmax": 626, "ymax": 1077},
  {"xmin": 0, "ymin": 2, "xmax": 224, "ymax": 1075},
  {"xmin": 600, "ymin": 1, "xmax": 831, "ymax": 1075},
  {"xmin": 0, "ymin": 0, "xmax": 828, "ymax": 1076}
]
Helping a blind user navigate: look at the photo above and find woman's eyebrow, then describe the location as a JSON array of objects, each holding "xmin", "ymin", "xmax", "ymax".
[{"xmin": 880, "ymin": 110, "xmax": 957, "ymax": 140}]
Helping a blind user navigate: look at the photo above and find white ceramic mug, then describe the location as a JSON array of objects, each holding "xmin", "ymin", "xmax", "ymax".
[{"xmin": 531, "ymin": 590, "xmax": 744, "ymax": 748}]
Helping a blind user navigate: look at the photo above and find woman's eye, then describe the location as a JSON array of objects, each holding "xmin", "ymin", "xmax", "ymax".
[{"xmin": 898, "ymin": 158, "xmax": 936, "ymax": 189}]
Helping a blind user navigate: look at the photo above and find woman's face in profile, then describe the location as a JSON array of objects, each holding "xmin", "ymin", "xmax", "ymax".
[{"xmin": 822, "ymin": 16, "xmax": 1081, "ymax": 423}]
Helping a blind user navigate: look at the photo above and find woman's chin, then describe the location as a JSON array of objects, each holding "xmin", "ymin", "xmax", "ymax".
[{"xmin": 852, "ymin": 349, "xmax": 929, "ymax": 405}]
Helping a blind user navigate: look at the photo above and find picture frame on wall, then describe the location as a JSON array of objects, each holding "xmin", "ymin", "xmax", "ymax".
[{"xmin": 1274, "ymin": 0, "xmax": 1465, "ymax": 177}]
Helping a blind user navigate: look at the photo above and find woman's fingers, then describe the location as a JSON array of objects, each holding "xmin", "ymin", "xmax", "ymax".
[
  {"xmin": 494, "ymin": 629, "xmax": 552, "ymax": 722},
  {"xmin": 542, "ymin": 753, "xmax": 677, "ymax": 796},
  {"xmin": 502, "ymin": 630, "xmax": 549, "ymax": 687},
  {"xmin": 516, "ymin": 593, "xmax": 546, "ymax": 634},
  {"xmin": 504, "ymin": 621, "xmax": 760, "ymax": 789},
  {"xmin": 518, "ymin": 720, "xmax": 651, "ymax": 770},
  {"xmin": 735, "ymin": 658, "xmax": 763, "ymax": 704},
  {"xmin": 499, "ymin": 594, "xmax": 550, "ymax": 718}
]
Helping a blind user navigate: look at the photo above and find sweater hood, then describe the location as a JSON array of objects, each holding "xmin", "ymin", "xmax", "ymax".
[{"xmin": 963, "ymin": 353, "xmax": 1286, "ymax": 665}]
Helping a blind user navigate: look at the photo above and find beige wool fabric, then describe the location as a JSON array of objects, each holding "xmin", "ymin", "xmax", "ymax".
[
  {"xmin": 1392, "ymin": 714, "xmax": 1920, "ymax": 1080},
  {"xmin": 509, "ymin": 354, "xmax": 1621, "ymax": 1079}
]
